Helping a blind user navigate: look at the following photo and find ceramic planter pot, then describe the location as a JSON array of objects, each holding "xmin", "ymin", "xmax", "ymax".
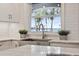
[
  {"xmin": 59, "ymin": 36, "xmax": 67, "ymax": 40},
  {"xmin": 20, "ymin": 34, "xmax": 26, "ymax": 38}
]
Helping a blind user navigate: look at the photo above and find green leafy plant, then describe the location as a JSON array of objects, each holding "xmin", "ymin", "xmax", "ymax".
[
  {"xmin": 50, "ymin": 8, "xmax": 55, "ymax": 15},
  {"xmin": 35, "ymin": 17, "xmax": 41, "ymax": 22},
  {"xmin": 19, "ymin": 29, "xmax": 28, "ymax": 34},
  {"xmin": 58, "ymin": 30, "xmax": 70, "ymax": 36}
]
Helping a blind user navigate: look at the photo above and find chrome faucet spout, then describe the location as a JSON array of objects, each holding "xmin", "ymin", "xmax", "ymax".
[{"xmin": 39, "ymin": 24, "xmax": 45, "ymax": 39}]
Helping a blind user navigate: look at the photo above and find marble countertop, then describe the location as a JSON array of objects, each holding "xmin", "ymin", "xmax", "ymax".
[
  {"xmin": 0, "ymin": 38, "xmax": 79, "ymax": 44},
  {"xmin": 49, "ymin": 40, "xmax": 79, "ymax": 44}
]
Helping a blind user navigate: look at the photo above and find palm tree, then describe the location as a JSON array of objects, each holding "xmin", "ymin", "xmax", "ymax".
[
  {"xmin": 34, "ymin": 9, "xmax": 42, "ymax": 31},
  {"xmin": 50, "ymin": 17, "xmax": 54, "ymax": 31},
  {"xmin": 50, "ymin": 8, "xmax": 55, "ymax": 31},
  {"xmin": 35, "ymin": 17, "xmax": 41, "ymax": 31}
]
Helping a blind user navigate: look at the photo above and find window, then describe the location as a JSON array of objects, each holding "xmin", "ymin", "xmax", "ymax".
[{"xmin": 31, "ymin": 3, "xmax": 61, "ymax": 32}]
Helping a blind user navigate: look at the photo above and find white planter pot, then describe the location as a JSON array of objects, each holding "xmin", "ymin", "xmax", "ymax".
[
  {"xmin": 20, "ymin": 34, "xmax": 26, "ymax": 38},
  {"xmin": 59, "ymin": 36, "xmax": 67, "ymax": 40}
]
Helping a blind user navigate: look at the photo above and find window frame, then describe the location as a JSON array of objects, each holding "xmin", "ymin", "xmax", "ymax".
[{"xmin": 29, "ymin": 3, "xmax": 65, "ymax": 34}]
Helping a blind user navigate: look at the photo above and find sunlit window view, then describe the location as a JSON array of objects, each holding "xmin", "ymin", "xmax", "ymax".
[{"xmin": 31, "ymin": 3, "xmax": 61, "ymax": 32}]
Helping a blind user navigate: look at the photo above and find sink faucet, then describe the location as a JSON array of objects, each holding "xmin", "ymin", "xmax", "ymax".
[{"xmin": 39, "ymin": 24, "xmax": 46, "ymax": 39}]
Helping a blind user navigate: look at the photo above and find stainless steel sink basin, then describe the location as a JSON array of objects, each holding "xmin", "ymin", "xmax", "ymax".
[{"xmin": 31, "ymin": 39, "xmax": 51, "ymax": 42}]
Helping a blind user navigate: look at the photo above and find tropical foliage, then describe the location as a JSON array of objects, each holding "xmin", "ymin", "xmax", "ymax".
[{"xmin": 32, "ymin": 7, "xmax": 60, "ymax": 32}]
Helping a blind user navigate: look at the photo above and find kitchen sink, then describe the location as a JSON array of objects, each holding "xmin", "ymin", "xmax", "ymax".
[{"xmin": 20, "ymin": 38, "xmax": 51, "ymax": 42}]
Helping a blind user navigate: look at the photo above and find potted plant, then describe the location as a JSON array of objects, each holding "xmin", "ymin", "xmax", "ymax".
[
  {"xmin": 58, "ymin": 30, "xmax": 70, "ymax": 40},
  {"xmin": 19, "ymin": 29, "xmax": 28, "ymax": 38}
]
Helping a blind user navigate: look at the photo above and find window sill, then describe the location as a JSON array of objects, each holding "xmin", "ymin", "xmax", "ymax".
[{"xmin": 28, "ymin": 31, "xmax": 59, "ymax": 37}]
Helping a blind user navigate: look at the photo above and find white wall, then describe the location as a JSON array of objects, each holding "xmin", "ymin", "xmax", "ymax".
[
  {"xmin": 0, "ymin": 3, "xmax": 31, "ymax": 39},
  {"xmin": 0, "ymin": 3, "xmax": 32, "ymax": 39},
  {"xmin": 0, "ymin": 3, "xmax": 79, "ymax": 41},
  {"xmin": 64, "ymin": 3, "xmax": 79, "ymax": 40},
  {"xmin": 0, "ymin": 3, "xmax": 20, "ymax": 39}
]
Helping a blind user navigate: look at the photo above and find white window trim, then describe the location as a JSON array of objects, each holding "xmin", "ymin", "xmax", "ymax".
[
  {"xmin": 61, "ymin": 3, "xmax": 65, "ymax": 30},
  {"xmin": 28, "ymin": 3, "xmax": 65, "ymax": 37},
  {"xmin": 30, "ymin": 4, "xmax": 65, "ymax": 32}
]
